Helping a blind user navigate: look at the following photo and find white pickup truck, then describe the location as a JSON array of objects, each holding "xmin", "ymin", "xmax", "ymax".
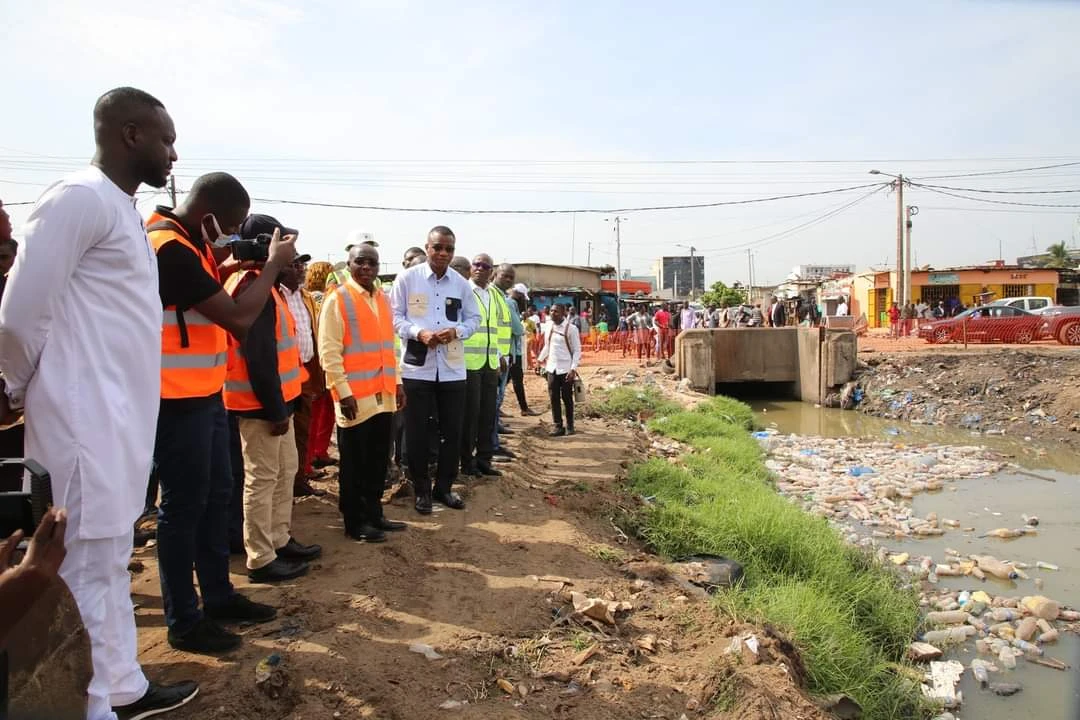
[{"xmin": 986, "ymin": 296, "xmax": 1054, "ymax": 313}]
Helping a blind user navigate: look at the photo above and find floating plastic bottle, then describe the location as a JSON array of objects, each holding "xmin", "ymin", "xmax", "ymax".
[
  {"xmin": 923, "ymin": 626, "xmax": 975, "ymax": 644},
  {"xmin": 1012, "ymin": 638, "xmax": 1043, "ymax": 657},
  {"xmin": 925, "ymin": 610, "xmax": 970, "ymax": 625},
  {"xmin": 1035, "ymin": 561, "xmax": 1059, "ymax": 571},
  {"xmin": 977, "ymin": 556, "xmax": 1019, "ymax": 580},
  {"xmin": 990, "ymin": 607, "xmax": 1018, "ymax": 622},
  {"xmin": 999, "ymin": 647, "xmax": 1017, "ymax": 670},
  {"xmin": 1038, "ymin": 629, "xmax": 1059, "ymax": 644},
  {"xmin": 970, "ymin": 659, "xmax": 990, "ymax": 688}
]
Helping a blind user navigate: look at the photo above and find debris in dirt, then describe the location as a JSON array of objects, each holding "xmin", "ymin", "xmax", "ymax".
[
  {"xmin": 438, "ymin": 699, "xmax": 468, "ymax": 710},
  {"xmin": 529, "ymin": 574, "xmax": 573, "ymax": 586},
  {"xmin": 496, "ymin": 678, "xmax": 515, "ymax": 695},
  {"xmin": 988, "ymin": 681, "xmax": 1023, "ymax": 696},
  {"xmin": 669, "ymin": 555, "xmax": 744, "ymax": 594},
  {"xmin": 254, "ymin": 653, "xmax": 288, "ymax": 699},
  {"xmin": 724, "ymin": 633, "xmax": 761, "ymax": 665},
  {"xmin": 922, "ymin": 660, "xmax": 964, "ymax": 708},
  {"xmin": 569, "ymin": 591, "xmax": 632, "ymax": 625},
  {"xmin": 813, "ymin": 693, "xmax": 862, "ymax": 720},
  {"xmin": 571, "ymin": 644, "xmax": 600, "ymax": 666},
  {"xmin": 408, "ymin": 643, "xmax": 444, "ymax": 661},
  {"xmin": 635, "ymin": 634, "xmax": 657, "ymax": 653},
  {"xmin": 908, "ymin": 642, "xmax": 943, "ymax": 662}
]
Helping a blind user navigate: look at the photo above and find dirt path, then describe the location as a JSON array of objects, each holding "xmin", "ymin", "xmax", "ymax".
[{"xmin": 127, "ymin": 374, "xmax": 825, "ymax": 720}]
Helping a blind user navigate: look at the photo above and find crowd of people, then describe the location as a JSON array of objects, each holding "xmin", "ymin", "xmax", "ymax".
[{"xmin": 0, "ymin": 87, "xmax": 583, "ymax": 720}]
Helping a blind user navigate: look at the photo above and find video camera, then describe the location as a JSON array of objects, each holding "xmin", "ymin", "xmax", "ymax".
[
  {"xmin": 0, "ymin": 459, "xmax": 52, "ymax": 539},
  {"xmin": 229, "ymin": 233, "xmax": 272, "ymax": 262}
]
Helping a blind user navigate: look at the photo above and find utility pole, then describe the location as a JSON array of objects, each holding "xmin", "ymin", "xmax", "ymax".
[
  {"xmin": 905, "ymin": 205, "xmax": 918, "ymax": 303},
  {"xmin": 570, "ymin": 213, "xmax": 576, "ymax": 265},
  {"xmin": 606, "ymin": 216, "xmax": 627, "ymax": 311},
  {"xmin": 895, "ymin": 174, "xmax": 905, "ymax": 306},
  {"xmin": 746, "ymin": 249, "xmax": 754, "ymax": 304},
  {"xmin": 689, "ymin": 245, "xmax": 696, "ymax": 299},
  {"xmin": 586, "ymin": 240, "xmax": 592, "ymax": 266},
  {"xmin": 168, "ymin": 175, "xmax": 177, "ymax": 206}
]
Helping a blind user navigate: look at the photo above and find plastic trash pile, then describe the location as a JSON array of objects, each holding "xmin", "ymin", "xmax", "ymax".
[
  {"xmin": 760, "ymin": 433, "xmax": 1006, "ymax": 542},
  {"xmin": 757, "ymin": 431, "xmax": 1075, "ymax": 712}
]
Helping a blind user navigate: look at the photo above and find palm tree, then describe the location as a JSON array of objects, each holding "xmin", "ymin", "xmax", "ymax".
[{"xmin": 1045, "ymin": 241, "xmax": 1073, "ymax": 268}]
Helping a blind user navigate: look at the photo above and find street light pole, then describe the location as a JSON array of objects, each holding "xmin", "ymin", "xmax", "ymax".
[
  {"xmin": 906, "ymin": 205, "xmax": 919, "ymax": 303},
  {"xmin": 675, "ymin": 243, "xmax": 699, "ymax": 299},
  {"xmin": 606, "ymin": 216, "xmax": 627, "ymax": 312}
]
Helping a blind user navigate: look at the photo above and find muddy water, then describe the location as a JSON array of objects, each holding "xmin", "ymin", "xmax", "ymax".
[{"xmin": 753, "ymin": 400, "xmax": 1080, "ymax": 720}]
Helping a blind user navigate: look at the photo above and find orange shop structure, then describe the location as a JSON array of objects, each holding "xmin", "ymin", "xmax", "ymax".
[{"xmin": 861, "ymin": 265, "xmax": 1058, "ymax": 328}]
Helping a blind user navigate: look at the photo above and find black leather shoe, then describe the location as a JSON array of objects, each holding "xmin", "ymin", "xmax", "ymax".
[
  {"xmin": 550, "ymin": 427, "xmax": 566, "ymax": 437},
  {"xmin": 476, "ymin": 463, "xmax": 503, "ymax": 477},
  {"xmin": 347, "ymin": 525, "xmax": 387, "ymax": 543},
  {"xmin": 566, "ymin": 427, "xmax": 576, "ymax": 436},
  {"xmin": 376, "ymin": 518, "xmax": 407, "ymax": 532},
  {"xmin": 436, "ymin": 491, "xmax": 466, "ymax": 509},
  {"xmin": 521, "ymin": 408, "xmax": 542, "ymax": 417},
  {"xmin": 497, "ymin": 424, "xmax": 513, "ymax": 435},
  {"xmin": 248, "ymin": 558, "xmax": 309, "ymax": 584},
  {"xmin": 114, "ymin": 680, "xmax": 199, "ymax": 720},
  {"xmin": 204, "ymin": 593, "xmax": 277, "ymax": 624},
  {"xmin": 167, "ymin": 617, "xmax": 241, "ymax": 655},
  {"xmin": 312, "ymin": 456, "xmax": 338, "ymax": 469},
  {"xmin": 493, "ymin": 447, "xmax": 517, "ymax": 460},
  {"xmin": 461, "ymin": 462, "xmax": 481, "ymax": 477},
  {"xmin": 415, "ymin": 495, "xmax": 433, "ymax": 515},
  {"xmin": 276, "ymin": 537, "xmax": 322, "ymax": 561}
]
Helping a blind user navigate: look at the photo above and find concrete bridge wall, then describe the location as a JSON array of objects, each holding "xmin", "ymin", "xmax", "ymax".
[{"xmin": 675, "ymin": 328, "xmax": 857, "ymax": 404}]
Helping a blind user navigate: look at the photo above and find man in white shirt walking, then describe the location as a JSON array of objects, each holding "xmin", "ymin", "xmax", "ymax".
[
  {"xmin": 389, "ymin": 227, "xmax": 480, "ymax": 514},
  {"xmin": 0, "ymin": 87, "xmax": 197, "ymax": 720},
  {"xmin": 537, "ymin": 304, "xmax": 582, "ymax": 436}
]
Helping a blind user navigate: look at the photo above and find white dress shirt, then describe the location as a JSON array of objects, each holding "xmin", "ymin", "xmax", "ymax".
[
  {"xmin": 389, "ymin": 262, "xmax": 480, "ymax": 382},
  {"xmin": 538, "ymin": 320, "xmax": 582, "ymax": 375},
  {"xmin": 0, "ymin": 166, "xmax": 161, "ymax": 540}
]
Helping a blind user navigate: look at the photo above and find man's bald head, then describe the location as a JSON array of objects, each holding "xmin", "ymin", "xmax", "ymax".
[
  {"xmin": 450, "ymin": 256, "xmax": 471, "ymax": 279},
  {"xmin": 348, "ymin": 242, "xmax": 380, "ymax": 290},
  {"xmin": 92, "ymin": 86, "xmax": 176, "ymax": 190},
  {"xmin": 470, "ymin": 253, "xmax": 493, "ymax": 287},
  {"xmin": 494, "ymin": 263, "xmax": 516, "ymax": 291}
]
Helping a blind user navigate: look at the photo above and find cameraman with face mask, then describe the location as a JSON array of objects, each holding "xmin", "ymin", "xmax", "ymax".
[{"xmin": 148, "ymin": 173, "xmax": 296, "ymax": 656}]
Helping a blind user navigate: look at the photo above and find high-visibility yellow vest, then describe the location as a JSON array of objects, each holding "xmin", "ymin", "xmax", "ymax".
[
  {"xmin": 496, "ymin": 289, "xmax": 512, "ymax": 358},
  {"xmin": 222, "ymin": 270, "xmax": 304, "ymax": 411},
  {"xmin": 330, "ymin": 284, "xmax": 397, "ymax": 401},
  {"xmin": 464, "ymin": 285, "xmax": 508, "ymax": 371},
  {"xmin": 146, "ymin": 213, "xmax": 228, "ymax": 399}
]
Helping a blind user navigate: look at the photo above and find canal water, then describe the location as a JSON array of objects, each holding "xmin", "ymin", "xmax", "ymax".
[{"xmin": 753, "ymin": 400, "xmax": 1079, "ymax": 720}]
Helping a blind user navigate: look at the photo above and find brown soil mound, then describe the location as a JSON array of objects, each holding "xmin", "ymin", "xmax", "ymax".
[{"xmin": 127, "ymin": 374, "xmax": 827, "ymax": 720}]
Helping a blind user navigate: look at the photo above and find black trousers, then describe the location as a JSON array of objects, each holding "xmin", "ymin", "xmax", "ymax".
[
  {"xmin": 548, "ymin": 372, "xmax": 575, "ymax": 430},
  {"xmin": 403, "ymin": 379, "xmax": 466, "ymax": 498},
  {"xmin": 461, "ymin": 367, "xmax": 499, "ymax": 468},
  {"xmin": 338, "ymin": 412, "xmax": 392, "ymax": 533},
  {"xmin": 509, "ymin": 354, "xmax": 529, "ymax": 411}
]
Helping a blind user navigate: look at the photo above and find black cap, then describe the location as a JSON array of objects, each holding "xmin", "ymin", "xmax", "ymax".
[{"xmin": 241, "ymin": 213, "xmax": 298, "ymax": 240}]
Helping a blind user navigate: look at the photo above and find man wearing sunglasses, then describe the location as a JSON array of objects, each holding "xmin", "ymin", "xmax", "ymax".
[
  {"xmin": 389, "ymin": 227, "xmax": 480, "ymax": 514},
  {"xmin": 319, "ymin": 243, "xmax": 407, "ymax": 541}
]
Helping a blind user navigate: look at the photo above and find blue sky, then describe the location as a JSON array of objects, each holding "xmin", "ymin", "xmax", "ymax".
[{"xmin": 3, "ymin": 0, "xmax": 1079, "ymax": 286}]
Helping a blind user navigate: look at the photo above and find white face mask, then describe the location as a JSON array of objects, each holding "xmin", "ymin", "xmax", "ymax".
[{"xmin": 202, "ymin": 215, "xmax": 240, "ymax": 248}]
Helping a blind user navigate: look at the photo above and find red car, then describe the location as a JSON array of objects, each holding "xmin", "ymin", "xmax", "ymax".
[
  {"xmin": 918, "ymin": 306, "xmax": 1043, "ymax": 344},
  {"xmin": 1040, "ymin": 306, "xmax": 1080, "ymax": 345}
]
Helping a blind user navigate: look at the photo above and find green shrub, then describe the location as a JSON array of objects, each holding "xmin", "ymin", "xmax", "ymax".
[{"xmin": 588, "ymin": 386, "xmax": 681, "ymax": 420}]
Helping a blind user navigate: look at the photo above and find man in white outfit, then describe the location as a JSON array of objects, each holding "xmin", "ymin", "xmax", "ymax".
[{"xmin": 0, "ymin": 87, "xmax": 198, "ymax": 720}]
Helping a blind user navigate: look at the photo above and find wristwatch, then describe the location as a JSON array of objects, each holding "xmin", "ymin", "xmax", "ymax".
[{"xmin": 1, "ymin": 379, "xmax": 24, "ymax": 412}]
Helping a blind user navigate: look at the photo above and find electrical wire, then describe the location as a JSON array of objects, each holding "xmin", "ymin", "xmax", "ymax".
[
  {"xmin": 912, "ymin": 182, "xmax": 1080, "ymax": 195},
  {"xmin": 243, "ymin": 182, "xmax": 887, "ymax": 215},
  {"xmin": 911, "ymin": 160, "xmax": 1080, "ymax": 180},
  {"xmin": 910, "ymin": 184, "xmax": 1080, "ymax": 208}
]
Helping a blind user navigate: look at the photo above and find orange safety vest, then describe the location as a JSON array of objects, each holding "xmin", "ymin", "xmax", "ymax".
[
  {"xmin": 222, "ymin": 270, "xmax": 305, "ymax": 411},
  {"xmin": 146, "ymin": 213, "xmax": 229, "ymax": 399},
  {"xmin": 330, "ymin": 283, "xmax": 397, "ymax": 401}
]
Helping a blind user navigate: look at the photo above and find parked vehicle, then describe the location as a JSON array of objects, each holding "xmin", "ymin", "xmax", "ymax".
[
  {"xmin": 1040, "ymin": 305, "xmax": 1080, "ymax": 345},
  {"xmin": 918, "ymin": 305, "xmax": 1042, "ymax": 344},
  {"xmin": 985, "ymin": 296, "xmax": 1054, "ymax": 313}
]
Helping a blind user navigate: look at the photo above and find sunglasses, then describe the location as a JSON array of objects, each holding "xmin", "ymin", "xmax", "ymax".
[
  {"xmin": 472, "ymin": 262, "xmax": 492, "ymax": 270},
  {"xmin": 430, "ymin": 243, "xmax": 454, "ymax": 254},
  {"xmin": 353, "ymin": 258, "xmax": 379, "ymax": 268}
]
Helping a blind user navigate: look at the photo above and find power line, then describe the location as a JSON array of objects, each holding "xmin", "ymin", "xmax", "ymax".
[
  {"xmin": 243, "ymin": 182, "xmax": 887, "ymax": 215},
  {"xmin": 913, "ymin": 182, "xmax": 1080, "ymax": 195},
  {"xmin": 911, "ymin": 160, "xmax": 1080, "ymax": 180},
  {"xmin": 910, "ymin": 184, "xmax": 1080, "ymax": 208}
]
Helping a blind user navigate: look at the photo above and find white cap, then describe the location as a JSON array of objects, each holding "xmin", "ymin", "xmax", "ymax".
[
  {"xmin": 512, "ymin": 282, "xmax": 530, "ymax": 300},
  {"xmin": 345, "ymin": 230, "xmax": 377, "ymax": 251}
]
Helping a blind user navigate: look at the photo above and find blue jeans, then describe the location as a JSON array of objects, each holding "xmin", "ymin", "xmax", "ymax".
[
  {"xmin": 492, "ymin": 364, "xmax": 510, "ymax": 451},
  {"xmin": 155, "ymin": 396, "xmax": 236, "ymax": 634}
]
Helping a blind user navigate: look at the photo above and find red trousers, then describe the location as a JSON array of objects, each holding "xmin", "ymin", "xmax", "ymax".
[{"xmin": 307, "ymin": 392, "xmax": 335, "ymax": 471}]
